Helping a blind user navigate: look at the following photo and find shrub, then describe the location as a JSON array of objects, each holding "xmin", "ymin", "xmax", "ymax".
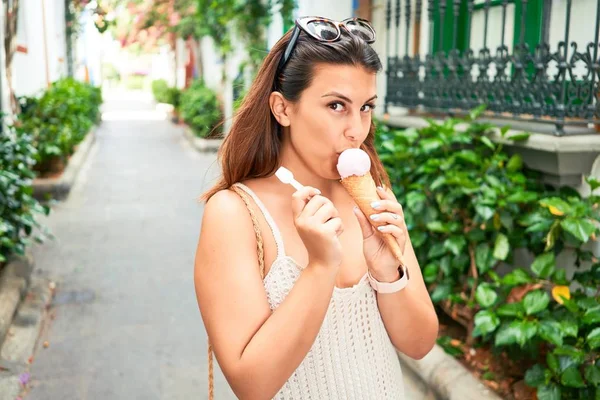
[
  {"xmin": 15, "ymin": 78, "xmax": 103, "ymax": 176},
  {"xmin": 376, "ymin": 107, "xmax": 600, "ymax": 399},
  {"xmin": 179, "ymin": 80, "xmax": 222, "ymax": 138},
  {"xmin": 0, "ymin": 122, "xmax": 51, "ymax": 265},
  {"xmin": 151, "ymin": 79, "xmax": 169, "ymax": 103}
]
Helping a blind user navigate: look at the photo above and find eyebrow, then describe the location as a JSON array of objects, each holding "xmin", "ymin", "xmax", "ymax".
[{"xmin": 321, "ymin": 92, "xmax": 378, "ymax": 104}]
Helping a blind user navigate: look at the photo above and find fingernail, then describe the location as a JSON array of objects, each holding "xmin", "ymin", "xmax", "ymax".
[
  {"xmin": 371, "ymin": 201, "xmax": 380, "ymax": 209},
  {"xmin": 377, "ymin": 226, "xmax": 387, "ymax": 232},
  {"xmin": 315, "ymin": 189, "xmax": 321, "ymax": 195},
  {"xmin": 353, "ymin": 206, "xmax": 359, "ymax": 213},
  {"xmin": 376, "ymin": 186, "xmax": 384, "ymax": 191},
  {"xmin": 370, "ymin": 214, "xmax": 379, "ymax": 221}
]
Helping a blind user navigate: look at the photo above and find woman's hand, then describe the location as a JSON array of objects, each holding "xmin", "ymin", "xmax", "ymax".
[
  {"xmin": 353, "ymin": 186, "xmax": 408, "ymax": 281},
  {"xmin": 292, "ymin": 186, "xmax": 344, "ymax": 270}
]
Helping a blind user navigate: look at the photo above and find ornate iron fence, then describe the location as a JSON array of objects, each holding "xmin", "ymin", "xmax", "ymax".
[{"xmin": 384, "ymin": 0, "xmax": 600, "ymax": 135}]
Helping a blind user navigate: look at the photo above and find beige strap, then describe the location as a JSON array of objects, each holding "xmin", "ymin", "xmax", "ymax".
[{"xmin": 208, "ymin": 185, "xmax": 266, "ymax": 400}]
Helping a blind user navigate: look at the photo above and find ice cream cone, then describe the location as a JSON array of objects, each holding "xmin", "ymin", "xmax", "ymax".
[{"xmin": 340, "ymin": 172, "xmax": 405, "ymax": 263}]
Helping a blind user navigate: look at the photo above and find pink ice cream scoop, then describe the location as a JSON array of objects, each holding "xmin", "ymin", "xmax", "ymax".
[{"xmin": 336, "ymin": 149, "xmax": 371, "ymax": 178}]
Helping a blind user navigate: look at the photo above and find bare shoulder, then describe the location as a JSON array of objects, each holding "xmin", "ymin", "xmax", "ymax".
[{"xmin": 196, "ymin": 188, "xmax": 256, "ymax": 265}]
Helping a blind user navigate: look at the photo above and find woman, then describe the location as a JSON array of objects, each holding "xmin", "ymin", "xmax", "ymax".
[{"xmin": 194, "ymin": 16, "xmax": 438, "ymax": 400}]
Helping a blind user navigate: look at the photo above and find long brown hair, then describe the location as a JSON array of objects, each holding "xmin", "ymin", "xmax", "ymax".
[{"xmin": 200, "ymin": 28, "xmax": 391, "ymax": 202}]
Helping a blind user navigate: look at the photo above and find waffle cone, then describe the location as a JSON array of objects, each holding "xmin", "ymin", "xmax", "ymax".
[{"xmin": 340, "ymin": 173, "xmax": 404, "ymax": 263}]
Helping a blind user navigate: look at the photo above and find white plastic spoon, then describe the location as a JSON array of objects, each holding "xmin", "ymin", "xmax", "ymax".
[{"xmin": 275, "ymin": 166, "xmax": 305, "ymax": 191}]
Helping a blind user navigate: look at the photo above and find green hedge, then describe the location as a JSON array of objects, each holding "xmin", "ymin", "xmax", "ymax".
[
  {"xmin": 0, "ymin": 123, "xmax": 50, "ymax": 265},
  {"xmin": 376, "ymin": 107, "xmax": 600, "ymax": 399},
  {"xmin": 16, "ymin": 78, "xmax": 102, "ymax": 176},
  {"xmin": 179, "ymin": 80, "xmax": 222, "ymax": 138},
  {"xmin": 151, "ymin": 79, "xmax": 181, "ymax": 110}
]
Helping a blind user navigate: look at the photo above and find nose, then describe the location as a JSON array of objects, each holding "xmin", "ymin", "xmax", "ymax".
[{"xmin": 344, "ymin": 112, "xmax": 365, "ymax": 142}]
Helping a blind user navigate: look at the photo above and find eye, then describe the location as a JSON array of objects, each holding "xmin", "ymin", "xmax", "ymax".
[
  {"xmin": 361, "ymin": 103, "xmax": 376, "ymax": 112},
  {"xmin": 328, "ymin": 102, "xmax": 345, "ymax": 112}
]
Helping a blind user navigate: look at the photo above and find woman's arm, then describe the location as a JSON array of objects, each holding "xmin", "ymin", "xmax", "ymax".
[
  {"xmin": 370, "ymin": 237, "xmax": 439, "ymax": 360},
  {"xmin": 194, "ymin": 190, "xmax": 337, "ymax": 399}
]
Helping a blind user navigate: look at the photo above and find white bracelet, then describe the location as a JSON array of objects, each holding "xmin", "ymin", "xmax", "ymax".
[{"xmin": 367, "ymin": 264, "xmax": 410, "ymax": 294}]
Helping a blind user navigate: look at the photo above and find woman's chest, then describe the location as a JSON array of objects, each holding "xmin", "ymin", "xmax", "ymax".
[{"xmin": 270, "ymin": 204, "xmax": 369, "ymax": 289}]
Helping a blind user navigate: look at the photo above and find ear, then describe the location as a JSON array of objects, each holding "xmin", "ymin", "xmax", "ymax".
[{"xmin": 269, "ymin": 91, "xmax": 291, "ymax": 127}]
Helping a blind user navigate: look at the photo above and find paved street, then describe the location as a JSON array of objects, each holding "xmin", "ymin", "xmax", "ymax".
[
  {"xmin": 26, "ymin": 90, "xmax": 235, "ymax": 399},
  {"xmin": 23, "ymin": 90, "xmax": 428, "ymax": 399}
]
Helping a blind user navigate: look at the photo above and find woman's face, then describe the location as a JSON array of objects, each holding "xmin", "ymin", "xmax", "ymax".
[{"xmin": 286, "ymin": 64, "xmax": 377, "ymax": 180}]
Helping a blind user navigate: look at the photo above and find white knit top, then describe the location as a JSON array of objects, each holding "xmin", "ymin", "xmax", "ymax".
[{"xmin": 233, "ymin": 183, "xmax": 405, "ymax": 400}]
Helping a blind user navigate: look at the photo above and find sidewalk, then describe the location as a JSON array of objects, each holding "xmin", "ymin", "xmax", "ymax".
[
  {"xmin": 23, "ymin": 89, "xmax": 429, "ymax": 399},
  {"xmin": 26, "ymin": 90, "xmax": 234, "ymax": 399}
]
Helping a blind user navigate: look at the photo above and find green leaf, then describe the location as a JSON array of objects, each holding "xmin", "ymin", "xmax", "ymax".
[
  {"xmin": 584, "ymin": 306, "xmax": 600, "ymax": 325},
  {"xmin": 585, "ymin": 364, "xmax": 600, "ymax": 386},
  {"xmin": 525, "ymin": 364, "xmax": 548, "ymax": 388},
  {"xmin": 537, "ymin": 383, "xmax": 560, "ymax": 400},
  {"xmin": 553, "ymin": 268, "xmax": 569, "ymax": 285},
  {"xmin": 431, "ymin": 283, "xmax": 452, "ymax": 302},
  {"xmin": 423, "ymin": 263, "xmax": 439, "ymax": 283},
  {"xmin": 586, "ymin": 176, "xmax": 600, "ymax": 191},
  {"xmin": 531, "ymin": 252, "xmax": 556, "ymax": 278},
  {"xmin": 427, "ymin": 242, "xmax": 446, "ymax": 259},
  {"xmin": 507, "ymin": 191, "xmax": 538, "ymax": 203},
  {"xmin": 476, "ymin": 205, "xmax": 495, "ymax": 221},
  {"xmin": 497, "ymin": 302, "xmax": 525, "ymax": 317},
  {"xmin": 587, "ymin": 327, "xmax": 600, "ymax": 350},
  {"xmin": 427, "ymin": 221, "xmax": 448, "ymax": 233},
  {"xmin": 444, "ymin": 236, "xmax": 467, "ymax": 256},
  {"xmin": 547, "ymin": 352, "xmax": 560, "ymax": 374},
  {"xmin": 555, "ymin": 345, "xmax": 586, "ymax": 365},
  {"xmin": 493, "ymin": 233, "xmax": 509, "ymax": 260},
  {"xmin": 475, "ymin": 243, "xmax": 495, "ymax": 274},
  {"xmin": 524, "ymin": 290, "xmax": 551, "ymax": 315},
  {"xmin": 561, "ymin": 365, "xmax": 586, "ymax": 388},
  {"xmin": 469, "ymin": 104, "xmax": 486, "ymax": 120},
  {"xmin": 501, "ymin": 268, "xmax": 532, "ymax": 286},
  {"xmin": 495, "ymin": 320, "xmax": 537, "ymax": 347},
  {"xmin": 560, "ymin": 217, "xmax": 597, "ymax": 243},
  {"xmin": 475, "ymin": 284, "xmax": 498, "ymax": 308},
  {"xmin": 539, "ymin": 197, "xmax": 573, "ymax": 216},
  {"xmin": 508, "ymin": 132, "xmax": 531, "ymax": 142},
  {"xmin": 539, "ymin": 320, "xmax": 564, "ymax": 346},
  {"xmin": 506, "ymin": 154, "xmax": 523, "ymax": 172},
  {"xmin": 559, "ymin": 320, "xmax": 579, "ymax": 338},
  {"xmin": 480, "ymin": 136, "xmax": 495, "ymax": 150},
  {"xmin": 473, "ymin": 310, "xmax": 500, "ymax": 337}
]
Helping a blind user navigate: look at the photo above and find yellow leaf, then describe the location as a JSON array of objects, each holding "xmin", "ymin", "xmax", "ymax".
[
  {"xmin": 552, "ymin": 285, "xmax": 571, "ymax": 304},
  {"xmin": 548, "ymin": 206, "xmax": 564, "ymax": 216}
]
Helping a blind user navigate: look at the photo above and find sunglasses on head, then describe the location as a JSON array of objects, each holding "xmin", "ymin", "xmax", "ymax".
[{"xmin": 275, "ymin": 16, "xmax": 377, "ymax": 85}]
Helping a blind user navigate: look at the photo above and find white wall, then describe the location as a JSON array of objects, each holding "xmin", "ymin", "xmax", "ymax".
[
  {"xmin": 12, "ymin": 0, "xmax": 68, "ymax": 97},
  {"xmin": 297, "ymin": 0, "xmax": 353, "ymax": 21},
  {"xmin": 74, "ymin": 8, "xmax": 104, "ymax": 86}
]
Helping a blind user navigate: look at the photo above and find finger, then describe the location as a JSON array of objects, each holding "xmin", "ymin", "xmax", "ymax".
[
  {"xmin": 313, "ymin": 202, "xmax": 339, "ymax": 224},
  {"xmin": 353, "ymin": 206, "xmax": 375, "ymax": 240},
  {"xmin": 376, "ymin": 223, "xmax": 405, "ymax": 239},
  {"xmin": 291, "ymin": 186, "xmax": 321, "ymax": 218},
  {"xmin": 323, "ymin": 217, "xmax": 344, "ymax": 237},
  {"xmin": 370, "ymin": 199, "xmax": 404, "ymax": 217},
  {"xmin": 376, "ymin": 185, "xmax": 398, "ymax": 201},
  {"xmin": 300, "ymin": 195, "xmax": 330, "ymax": 219},
  {"xmin": 369, "ymin": 212, "xmax": 404, "ymax": 227}
]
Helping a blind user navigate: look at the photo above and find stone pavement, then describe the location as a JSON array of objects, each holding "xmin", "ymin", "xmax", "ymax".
[{"xmin": 22, "ymin": 89, "xmax": 428, "ymax": 399}]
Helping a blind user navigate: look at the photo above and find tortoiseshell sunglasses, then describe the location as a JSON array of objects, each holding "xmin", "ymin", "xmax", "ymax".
[{"xmin": 275, "ymin": 16, "xmax": 377, "ymax": 83}]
